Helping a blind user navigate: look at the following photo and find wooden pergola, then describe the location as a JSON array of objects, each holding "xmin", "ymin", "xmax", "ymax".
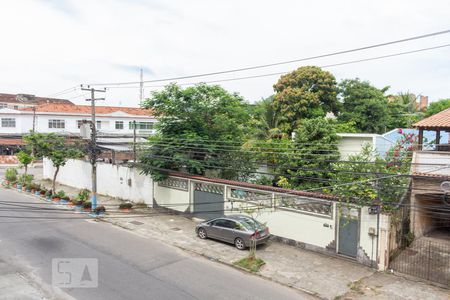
[{"xmin": 413, "ymin": 108, "xmax": 450, "ymax": 151}]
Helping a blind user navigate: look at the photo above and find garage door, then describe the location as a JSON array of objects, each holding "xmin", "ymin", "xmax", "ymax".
[{"xmin": 193, "ymin": 183, "xmax": 224, "ymax": 220}]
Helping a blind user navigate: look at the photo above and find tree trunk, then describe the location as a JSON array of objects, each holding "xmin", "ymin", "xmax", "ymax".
[
  {"xmin": 24, "ymin": 164, "xmax": 28, "ymax": 175},
  {"xmin": 52, "ymin": 166, "xmax": 60, "ymax": 194}
]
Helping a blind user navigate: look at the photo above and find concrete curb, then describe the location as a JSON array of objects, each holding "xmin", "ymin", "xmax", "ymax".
[
  {"xmin": 100, "ymin": 217, "xmax": 323, "ymax": 299},
  {"xmin": 0, "ymin": 185, "xmax": 323, "ymax": 298}
]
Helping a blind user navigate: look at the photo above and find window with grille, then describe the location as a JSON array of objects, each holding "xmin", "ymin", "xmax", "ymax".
[
  {"xmin": 1, "ymin": 118, "xmax": 15, "ymax": 127},
  {"xmin": 48, "ymin": 119, "xmax": 65, "ymax": 129},
  {"xmin": 115, "ymin": 121, "xmax": 124, "ymax": 129},
  {"xmin": 129, "ymin": 121, "xmax": 154, "ymax": 130},
  {"xmin": 0, "ymin": 103, "xmax": 7, "ymax": 109}
]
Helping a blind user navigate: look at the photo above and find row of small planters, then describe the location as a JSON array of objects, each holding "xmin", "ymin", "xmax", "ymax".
[{"xmin": 1, "ymin": 180, "xmax": 134, "ymax": 215}]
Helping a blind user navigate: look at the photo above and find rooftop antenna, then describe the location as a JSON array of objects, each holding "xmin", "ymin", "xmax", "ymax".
[{"xmin": 139, "ymin": 68, "xmax": 144, "ymax": 103}]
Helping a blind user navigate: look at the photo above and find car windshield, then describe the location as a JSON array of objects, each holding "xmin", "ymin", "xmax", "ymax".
[{"xmin": 239, "ymin": 218, "xmax": 264, "ymax": 231}]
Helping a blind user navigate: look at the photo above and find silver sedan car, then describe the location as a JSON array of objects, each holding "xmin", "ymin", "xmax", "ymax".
[{"xmin": 195, "ymin": 215, "xmax": 270, "ymax": 250}]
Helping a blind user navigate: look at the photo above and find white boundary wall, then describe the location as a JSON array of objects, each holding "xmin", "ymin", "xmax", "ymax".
[{"xmin": 43, "ymin": 158, "xmax": 153, "ymax": 204}]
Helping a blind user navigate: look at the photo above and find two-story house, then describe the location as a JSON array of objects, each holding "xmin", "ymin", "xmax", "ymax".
[
  {"xmin": 410, "ymin": 108, "xmax": 450, "ymax": 240},
  {"xmin": 0, "ymin": 102, "xmax": 155, "ymax": 159},
  {"xmin": 0, "ymin": 103, "xmax": 155, "ymax": 135}
]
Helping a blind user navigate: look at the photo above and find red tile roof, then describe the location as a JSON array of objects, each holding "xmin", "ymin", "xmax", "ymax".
[
  {"xmin": 413, "ymin": 108, "xmax": 450, "ymax": 129},
  {"xmin": 20, "ymin": 103, "xmax": 153, "ymax": 116},
  {"xmin": 0, "ymin": 93, "xmax": 74, "ymax": 105},
  {"xmin": 0, "ymin": 138, "xmax": 24, "ymax": 146}
]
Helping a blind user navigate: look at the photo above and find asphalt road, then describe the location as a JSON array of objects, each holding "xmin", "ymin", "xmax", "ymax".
[{"xmin": 0, "ymin": 187, "xmax": 311, "ymax": 300}]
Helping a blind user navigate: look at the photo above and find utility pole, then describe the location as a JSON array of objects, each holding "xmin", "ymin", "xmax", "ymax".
[
  {"xmin": 374, "ymin": 176, "xmax": 381, "ymax": 269},
  {"xmin": 139, "ymin": 68, "xmax": 144, "ymax": 103},
  {"xmin": 81, "ymin": 85, "xmax": 105, "ymax": 212},
  {"xmin": 32, "ymin": 106, "xmax": 36, "ymax": 133},
  {"xmin": 133, "ymin": 120, "xmax": 137, "ymax": 162}
]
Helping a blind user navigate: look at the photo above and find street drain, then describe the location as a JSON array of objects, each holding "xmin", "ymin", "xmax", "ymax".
[
  {"xmin": 130, "ymin": 221, "xmax": 144, "ymax": 226},
  {"xmin": 171, "ymin": 227, "xmax": 181, "ymax": 231}
]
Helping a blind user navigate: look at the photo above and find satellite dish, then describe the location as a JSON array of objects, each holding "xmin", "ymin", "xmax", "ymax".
[{"xmin": 440, "ymin": 181, "xmax": 450, "ymax": 192}]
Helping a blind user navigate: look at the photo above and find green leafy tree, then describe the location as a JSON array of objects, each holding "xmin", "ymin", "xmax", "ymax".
[
  {"xmin": 338, "ymin": 79, "xmax": 390, "ymax": 133},
  {"xmin": 273, "ymin": 66, "xmax": 338, "ymax": 134},
  {"xmin": 23, "ymin": 133, "xmax": 84, "ymax": 192},
  {"xmin": 276, "ymin": 117, "xmax": 340, "ymax": 190},
  {"xmin": 425, "ymin": 98, "xmax": 450, "ymax": 117},
  {"xmin": 140, "ymin": 83, "xmax": 256, "ymax": 181},
  {"xmin": 386, "ymin": 92, "xmax": 423, "ymax": 128},
  {"xmin": 247, "ymin": 96, "xmax": 281, "ymax": 140},
  {"xmin": 331, "ymin": 139, "xmax": 411, "ymax": 210},
  {"xmin": 16, "ymin": 151, "xmax": 33, "ymax": 174}
]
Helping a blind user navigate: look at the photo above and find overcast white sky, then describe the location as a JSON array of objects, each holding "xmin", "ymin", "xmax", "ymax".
[{"xmin": 1, "ymin": 0, "xmax": 449, "ymax": 107}]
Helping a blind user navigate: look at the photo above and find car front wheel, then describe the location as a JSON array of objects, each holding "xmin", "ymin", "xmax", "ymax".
[
  {"xmin": 234, "ymin": 237, "xmax": 245, "ymax": 250},
  {"xmin": 198, "ymin": 228, "xmax": 207, "ymax": 239}
]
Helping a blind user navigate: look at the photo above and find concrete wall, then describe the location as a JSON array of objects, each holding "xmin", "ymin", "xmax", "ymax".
[
  {"xmin": 43, "ymin": 158, "xmax": 153, "ymax": 204},
  {"xmin": 154, "ymin": 180, "xmax": 190, "ymax": 212},
  {"xmin": 258, "ymin": 209, "xmax": 335, "ymax": 249},
  {"xmin": 338, "ymin": 134, "xmax": 394, "ymax": 159},
  {"xmin": 359, "ymin": 208, "xmax": 390, "ymax": 270},
  {"xmin": 222, "ymin": 193, "xmax": 335, "ymax": 249},
  {"xmin": 338, "ymin": 136, "xmax": 373, "ymax": 159}
]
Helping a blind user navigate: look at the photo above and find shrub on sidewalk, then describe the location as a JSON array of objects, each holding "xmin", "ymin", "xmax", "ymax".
[
  {"xmin": 18, "ymin": 174, "xmax": 33, "ymax": 186},
  {"xmin": 94, "ymin": 205, "xmax": 106, "ymax": 214},
  {"xmin": 119, "ymin": 202, "xmax": 133, "ymax": 210},
  {"xmin": 5, "ymin": 168, "xmax": 18, "ymax": 183},
  {"xmin": 233, "ymin": 257, "xmax": 265, "ymax": 273},
  {"xmin": 82, "ymin": 201, "xmax": 92, "ymax": 210},
  {"xmin": 56, "ymin": 190, "xmax": 66, "ymax": 199},
  {"xmin": 76, "ymin": 189, "xmax": 90, "ymax": 202}
]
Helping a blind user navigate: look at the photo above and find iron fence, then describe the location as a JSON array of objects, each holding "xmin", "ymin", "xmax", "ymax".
[{"xmin": 390, "ymin": 238, "xmax": 450, "ymax": 286}]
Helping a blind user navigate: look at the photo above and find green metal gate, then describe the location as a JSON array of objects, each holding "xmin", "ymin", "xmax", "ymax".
[{"xmin": 338, "ymin": 216, "xmax": 359, "ymax": 258}]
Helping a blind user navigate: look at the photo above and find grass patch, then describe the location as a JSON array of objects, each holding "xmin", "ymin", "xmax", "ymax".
[
  {"xmin": 233, "ymin": 257, "xmax": 265, "ymax": 273},
  {"xmin": 134, "ymin": 202, "xmax": 148, "ymax": 209},
  {"xmin": 348, "ymin": 279, "xmax": 364, "ymax": 295}
]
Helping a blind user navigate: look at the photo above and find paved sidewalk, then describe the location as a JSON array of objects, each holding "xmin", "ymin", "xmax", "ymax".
[
  {"xmin": 28, "ymin": 176, "xmax": 450, "ymax": 300},
  {"xmin": 0, "ymin": 257, "xmax": 73, "ymax": 300}
]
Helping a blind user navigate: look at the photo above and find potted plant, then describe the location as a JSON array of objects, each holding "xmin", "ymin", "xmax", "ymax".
[
  {"xmin": 29, "ymin": 182, "xmax": 40, "ymax": 195},
  {"xmin": 73, "ymin": 199, "xmax": 84, "ymax": 210},
  {"xmin": 40, "ymin": 187, "xmax": 47, "ymax": 197},
  {"xmin": 82, "ymin": 201, "xmax": 92, "ymax": 212},
  {"xmin": 119, "ymin": 202, "xmax": 133, "ymax": 212},
  {"xmin": 52, "ymin": 190, "xmax": 66, "ymax": 203},
  {"xmin": 4, "ymin": 168, "xmax": 18, "ymax": 187},
  {"xmin": 76, "ymin": 189, "xmax": 90, "ymax": 202},
  {"xmin": 17, "ymin": 174, "xmax": 33, "ymax": 192},
  {"xmin": 60, "ymin": 196, "xmax": 70, "ymax": 205},
  {"xmin": 94, "ymin": 205, "xmax": 106, "ymax": 215},
  {"xmin": 45, "ymin": 190, "xmax": 52, "ymax": 201}
]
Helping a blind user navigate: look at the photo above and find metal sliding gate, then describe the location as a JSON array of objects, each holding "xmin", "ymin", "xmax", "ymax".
[{"xmin": 193, "ymin": 182, "xmax": 224, "ymax": 220}]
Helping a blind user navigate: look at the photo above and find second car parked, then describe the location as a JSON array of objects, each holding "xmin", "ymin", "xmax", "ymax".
[{"xmin": 195, "ymin": 215, "xmax": 270, "ymax": 250}]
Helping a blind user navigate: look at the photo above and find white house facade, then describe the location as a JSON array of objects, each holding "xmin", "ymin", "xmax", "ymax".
[
  {"xmin": 0, "ymin": 103, "xmax": 156, "ymax": 135},
  {"xmin": 337, "ymin": 133, "xmax": 395, "ymax": 159}
]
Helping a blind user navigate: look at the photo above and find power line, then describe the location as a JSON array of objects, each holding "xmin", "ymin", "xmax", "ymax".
[
  {"xmin": 86, "ymin": 28, "xmax": 450, "ymax": 87},
  {"xmin": 45, "ymin": 86, "xmax": 79, "ymax": 98},
  {"xmin": 105, "ymin": 43, "xmax": 450, "ymax": 89}
]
